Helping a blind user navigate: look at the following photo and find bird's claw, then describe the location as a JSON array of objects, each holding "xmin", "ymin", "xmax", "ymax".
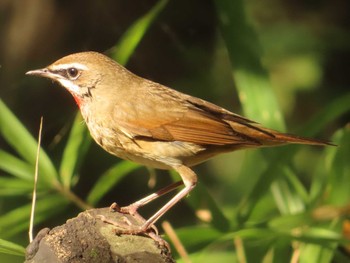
[
  {"xmin": 100, "ymin": 203, "xmax": 164, "ymax": 247},
  {"xmin": 111, "ymin": 202, "xmax": 139, "ymax": 216}
]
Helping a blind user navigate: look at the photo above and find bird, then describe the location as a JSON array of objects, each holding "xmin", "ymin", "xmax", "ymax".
[{"xmin": 26, "ymin": 51, "xmax": 331, "ymax": 233}]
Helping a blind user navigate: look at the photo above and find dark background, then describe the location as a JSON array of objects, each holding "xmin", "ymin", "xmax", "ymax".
[{"xmin": 0, "ymin": 0, "xmax": 349, "ymax": 262}]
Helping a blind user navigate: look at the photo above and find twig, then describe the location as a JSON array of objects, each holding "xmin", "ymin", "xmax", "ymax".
[
  {"xmin": 162, "ymin": 221, "xmax": 191, "ymax": 263},
  {"xmin": 234, "ymin": 237, "xmax": 247, "ymax": 263},
  {"xmin": 29, "ymin": 117, "xmax": 43, "ymax": 242},
  {"xmin": 55, "ymin": 183, "xmax": 92, "ymax": 210},
  {"xmin": 290, "ymin": 241, "xmax": 300, "ymax": 263}
]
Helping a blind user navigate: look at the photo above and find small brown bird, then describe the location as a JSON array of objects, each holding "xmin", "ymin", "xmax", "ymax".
[{"xmin": 27, "ymin": 51, "xmax": 330, "ymax": 233}]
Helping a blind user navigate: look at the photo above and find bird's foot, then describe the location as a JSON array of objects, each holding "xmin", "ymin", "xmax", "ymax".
[
  {"xmin": 97, "ymin": 214, "xmax": 144, "ymax": 234},
  {"xmin": 109, "ymin": 202, "xmax": 147, "ymax": 226},
  {"xmin": 110, "ymin": 202, "xmax": 138, "ymax": 216},
  {"xmin": 106, "ymin": 202, "xmax": 159, "ymax": 236},
  {"xmin": 97, "ymin": 213, "xmax": 167, "ymax": 249}
]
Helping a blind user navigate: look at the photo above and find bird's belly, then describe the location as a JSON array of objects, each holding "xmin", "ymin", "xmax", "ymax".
[{"xmin": 87, "ymin": 122, "xmax": 207, "ymax": 169}]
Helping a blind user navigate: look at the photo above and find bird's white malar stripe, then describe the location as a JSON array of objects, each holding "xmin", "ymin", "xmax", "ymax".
[
  {"xmin": 58, "ymin": 78, "xmax": 81, "ymax": 93},
  {"xmin": 51, "ymin": 63, "xmax": 89, "ymax": 71}
]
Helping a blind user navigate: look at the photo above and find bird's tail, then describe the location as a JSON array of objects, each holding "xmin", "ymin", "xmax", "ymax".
[
  {"xmin": 251, "ymin": 125, "xmax": 334, "ymax": 147},
  {"xmin": 268, "ymin": 131, "xmax": 334, "ymax": 146},
  {"xmin": 226, "ymin": 116, "xmax": 333, "ymax": 147}
]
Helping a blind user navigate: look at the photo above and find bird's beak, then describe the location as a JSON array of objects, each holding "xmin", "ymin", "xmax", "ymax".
[
  {"xmin": 26, "ymin": 68, "xmax": 49, "ymax": 76},
  {"xmin": 26, "ymin": 68, "xmax": 62, "ymax": 81},
  {"xmin": 26, "ymin": 68, "xmax": 50, "ymax": 77}
]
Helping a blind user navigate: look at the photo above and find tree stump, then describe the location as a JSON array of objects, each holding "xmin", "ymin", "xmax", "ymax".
[{"xmin": 25, "ymin": 208, "xmax": 174, "ymax": 263}]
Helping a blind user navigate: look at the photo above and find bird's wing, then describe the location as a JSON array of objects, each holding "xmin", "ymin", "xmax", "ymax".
[{"xmin": 113, "ymin": 83, "xmax": 262, "ymax": 146}]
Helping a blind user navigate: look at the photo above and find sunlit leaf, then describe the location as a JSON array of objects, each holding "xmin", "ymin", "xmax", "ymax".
[
  {"xmin": 0, "ymin": 99, "xmax": 58, "ymax": 185},
  {"xmin": 87, "ymin": 161, "xmax": 141, "ymax": 206},
  {"xmin": 0, "ymin": 194, "xmax": 69, "ymax": 238},
  {"xmin": 0, "ymin": 150, "xmax": 33, "ymax": 180},
  {"xmin": 59, "ymin": 113, "xmax": 91, "ymax": 188},
  {"xmin": 214, "ymin": 0, "xmax": 285, "ymax": 130},
  {"xmin": 0, "ymin": 239, "xmax": 25, "ymax": 257},
  {"xmin": 110, "ymin": 0, "xmax": 169, "ymax": 65},
  {"xmin": 0, "ymin": 177, "xmax": 45, "ymax": 196}
]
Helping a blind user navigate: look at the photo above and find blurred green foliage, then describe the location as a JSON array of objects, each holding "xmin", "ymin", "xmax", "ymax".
[{"xmin": 0, "ymin": 0, "xmax": 349, "ymax": 262}]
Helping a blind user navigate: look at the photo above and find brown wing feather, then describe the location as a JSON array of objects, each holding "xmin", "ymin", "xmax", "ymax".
[
  {"xmin": 112, "ymin": 81, "xmax": 330, "ymax": 147},
  {"xmin": 113, "ymin": 86, "xmax": 260, "ymax": 146},
  {"xmin": 161, "ymin": 108, "xmax": 259, "ymax": 145}
]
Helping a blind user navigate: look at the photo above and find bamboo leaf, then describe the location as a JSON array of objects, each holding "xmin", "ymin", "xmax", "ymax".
[
  {"xmin": 0, "ymin": 239, "xmax": 25, "ymax": 257},
  {"xmin": 0, "ymin": 194, "xmax": 69, "ymax": 238},
  {"xmin": 325, "ymin": 126, "xmax": 350, "ymax": 205},
  {"xmin": 0, "ymin": 150, "xmax": 33, "ymax": 180},
  {"xmin": 214, "ymin": 0, "xmax": 285, "ymax": 130},
  {"xmin": 0, "ymin": 99, "xmax": 58, "ymax": 185},
  {"xmin": 59, "ymin": 113, "xmax": 91, "ymax": 188},
  {"xmin": 87, "ymin": 161, "xmax": 141, "ymax": 206},
  {"xmin": 0, "ymin": 177, "xmax": 45, "ymax": 196},
  {"xmin": 169, "ymin": 171, "xmax": 230, "ymax": 232},
  {"xmin": 110, "ymin": 0, "xmax": 169, "ymax": 65},
  {"xmin": 298, "ymin": 93, "xmax": 350, "ymax": 137}
]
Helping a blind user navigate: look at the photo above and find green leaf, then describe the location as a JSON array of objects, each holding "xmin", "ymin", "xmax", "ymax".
[
  {"xmin": 174, "ymin": 228, "xmax": 240, "ymax": 263},
  {"xmin": 235, "ymin": 154, "xmax": 285, "ymax": 224},
  {"xmin": 87, "ymin": 161, "xmax": 141, "ymax": 206},
  {"xmin": 214, "ymin": 1, "xmax": 346, "ymax": 230},
  {"xmin": 283, "ymin": 168, "xmax": 309, "ymax": 203},
  {"xmin": 173, "ymin": 226, "xmax": 223, "ymax": 250},
  {"xmin": 299, "ymin": 242, "xmax": 336, "ymax": 263},
  {"xmin": 0, "ymin": 194, "xmax": 69, "ymax": 238},
  {"xmin": 295, "ymin": 227, "xmax": 343, "ymax": 244},
  {"xmin": 59, "ymin": 113, "xmax": 91, "ymax": 188},
  {"xmin": 182, "ymin": 251, "xmax": 237, "ymax": 263},
  {"xmin": 169, "ymin": 171, "xmax": 230, "ymax": 232},
  {"xmin": 0, "ymin": 239, "xmax": 25, "ymax": 257},
  {"xmin": 298, "ymin": 93, "xmax": 350, "ymax": 137},
  {"xmin": 214, "ymin": 0, "xmax": 298, "ymax": 227},
  {"xmin": 0, "ymin": 150, "xmax": 33, "ymax": 180},
  {"xmin": 270, "ymin": 168, "xmax": 306, "ymax": 215},
  {"xmin": 268, "ymin": 213, "xmax": 312, "ymax": 231},
  {"xmin": 326, "ymin": 126, "xmax": 350, "ymax": 205},
  {"xmin": 0, "ymin": 99, "xmax": 58, "ymax": 185},
  {"xmin": 0, "ymin": 177, "xmax": 44, "ymax": 196},
  {"xmin": 222, "ymin": 226, "xmax": 343, "ymax": 245},
  {"xmin": 236, "ymin": 114, "xmax": 341, "ymax": 223},
  {"xmin": 309, "ymin": 125, "xmax": 349, "ymax": 206},
  {"xmin": 109, "ymin": 0, "xmax": 169, "ymax": 65},
  {"xmin": 214, "ymin": 0, "xmax": 285, "ymax": 130}
]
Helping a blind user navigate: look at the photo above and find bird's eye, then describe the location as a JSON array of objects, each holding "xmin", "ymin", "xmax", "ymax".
[{"xmin": 67, "ymin": 68, "xmax": 79, "ymax": 79}]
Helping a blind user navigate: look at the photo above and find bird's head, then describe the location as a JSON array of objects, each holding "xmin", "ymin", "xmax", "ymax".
[{"xmin": 26, "ymin": 51, "xmax": 127, "ymax": 107}]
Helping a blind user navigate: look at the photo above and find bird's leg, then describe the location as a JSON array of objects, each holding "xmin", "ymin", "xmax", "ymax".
[
  {"xmin": 122, "ymin": 165, "xmax": 197, "ymax": 234},
  {"xmin": 105, "ymin": 181, "xmax": 183, "ymax": 233},
  {"xmin": 103, "ymin": 166, "xmax": 197, "ymax": 235},
  {"xmin": 117, "ymin": 180, "xmax": 184, "ymax": 217}
]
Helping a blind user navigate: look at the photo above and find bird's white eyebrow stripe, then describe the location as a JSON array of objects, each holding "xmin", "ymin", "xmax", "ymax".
[{"xmin": 51, "ymin": 63, "xmax": 88, "ymax": 71}]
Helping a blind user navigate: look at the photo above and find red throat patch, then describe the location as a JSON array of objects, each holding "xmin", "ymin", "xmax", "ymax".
[{"xmin": 72, "ymin": 95, "xmax": 81, "ymax": 108}]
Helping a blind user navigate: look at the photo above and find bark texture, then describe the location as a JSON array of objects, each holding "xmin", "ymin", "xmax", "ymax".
[{"xmin": 25, "ymin": 208, "xmax": 174, "ymax": 263}]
